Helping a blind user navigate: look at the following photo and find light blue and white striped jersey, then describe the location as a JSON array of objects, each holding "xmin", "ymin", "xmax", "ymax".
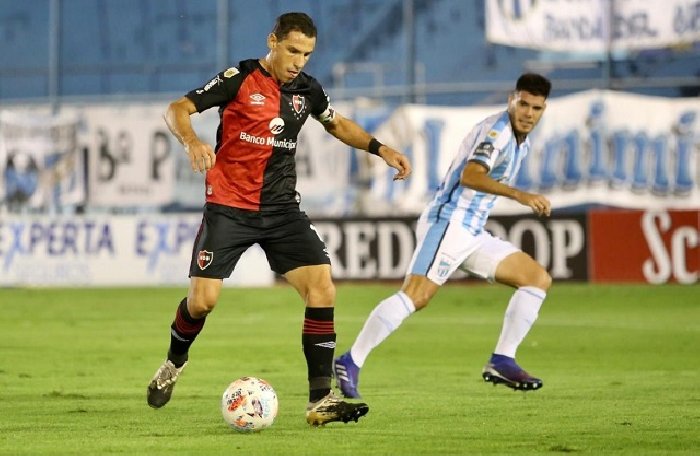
[{"xmin": 422, "ymin": 110, "xmax": 530, "ymax": 235}]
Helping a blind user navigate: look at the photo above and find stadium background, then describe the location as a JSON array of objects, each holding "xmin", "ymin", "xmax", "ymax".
[
  {"xmin": 0, "ymin": 2, "xmax": 698, "ymax": 455},
  {"xmin": 0, "ymin": 0, "xmax": 698, "ymax": 287}
]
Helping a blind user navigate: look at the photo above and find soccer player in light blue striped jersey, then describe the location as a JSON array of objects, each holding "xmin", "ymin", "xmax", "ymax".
[{"xmin": 335, "ymin": 73, "xmax": 553, "ymax": 397}]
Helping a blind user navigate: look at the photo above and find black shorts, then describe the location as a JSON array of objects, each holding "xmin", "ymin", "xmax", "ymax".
[{"xmin": 189, "ymin": 203, "xmax": 330, "ymax": 278}]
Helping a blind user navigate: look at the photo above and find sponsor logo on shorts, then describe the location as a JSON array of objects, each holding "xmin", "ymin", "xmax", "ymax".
[{"xmin": 198, "ymin": 250, "xmax": 213, "ymax": 270}]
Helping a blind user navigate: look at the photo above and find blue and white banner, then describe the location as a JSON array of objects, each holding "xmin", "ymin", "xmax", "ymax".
[
  {"xmin": 1, "ymin": 92, "xmax": 697, "ymax": 216},
  {"xmin": 486, "ymin": 0, "xmax": 700, "ymax": 52},
  {"xmin": 366, "ymin": 90, "xmax": 700, "ymax": 214},
  {"xmin": 0, "ymin": 111, "xmax": 85, "ymax": 212},
  {"xmin": 0, "ymin": 214, "xmax": 273, "ymax": 287}
]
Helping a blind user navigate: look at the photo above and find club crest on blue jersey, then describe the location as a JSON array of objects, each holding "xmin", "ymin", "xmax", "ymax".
[{"xmin": 437, "ymin": 259, "xmax": 451, "ymax": 278}]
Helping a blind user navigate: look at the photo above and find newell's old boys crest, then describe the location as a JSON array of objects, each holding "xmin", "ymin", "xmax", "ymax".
[
  {"xmin": 198, "ymin": 250, "xmax": 213, "ymax": 270},
  {"xmin": 292, "ymin": 95, "xmax": 306, "ymax": 115}
]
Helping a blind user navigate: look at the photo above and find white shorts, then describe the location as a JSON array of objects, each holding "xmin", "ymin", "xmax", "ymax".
[{"xmin": 408, "ymin": 217, "xmax": 520, "ymax": 285}]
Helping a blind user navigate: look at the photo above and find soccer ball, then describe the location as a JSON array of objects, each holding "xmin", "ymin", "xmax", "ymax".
[{"xmin": 221, "ymin": 376, "xmax": 278, "ymax": 432}]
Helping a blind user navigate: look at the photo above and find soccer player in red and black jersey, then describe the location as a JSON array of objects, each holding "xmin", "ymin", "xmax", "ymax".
[{"xmin": 146, "ymin": 12, "xmax": 411, "ymax": 426}]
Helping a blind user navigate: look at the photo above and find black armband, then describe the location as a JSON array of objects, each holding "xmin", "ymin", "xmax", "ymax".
[{"xmin": 368, "ymin": 137, "xmax": 383, "ymax": 156}]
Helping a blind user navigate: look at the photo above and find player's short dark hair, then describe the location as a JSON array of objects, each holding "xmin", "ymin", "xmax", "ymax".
[
  {"xmin": 272, "ymin": 12, "xmax": 317, "ymax": 40},
  {"xmin": 516, "ymin": 73, "xmax": 552, "ymax": 99}
]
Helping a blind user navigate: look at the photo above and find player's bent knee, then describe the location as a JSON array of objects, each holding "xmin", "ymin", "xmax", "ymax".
[
  {"xmin": 413, "ymin": 298, "xmax": 431, "ymax": 311},
  {"xmin": 402, "ymin": 276, "xmax": 438, "ymax": 310},
  {"xmin": 306, "ymin": 281, "xmax": 336, "ymax": 307},
  {"xmin": 497, "ymin": 253, "xmax": 552, "ymax": 290},
  {"xmin": 405, "ymin": 291, "xmax": 432, "ymax": 310},
  {"xmin": 189, "ymin": 295, "xmax": 217, "ymax": 317},
  {"xmin": 188, "ymin": 283, "xmax": 221, "ymax": 316},
  {"xmin": 529, "ymin": 268, "xmax": 552, "ymax": 291}
]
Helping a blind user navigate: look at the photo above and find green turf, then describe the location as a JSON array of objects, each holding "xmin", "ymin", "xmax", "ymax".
[{"xmin": 0, "ymin": 284, "xmax": 698, "ymax": 455}]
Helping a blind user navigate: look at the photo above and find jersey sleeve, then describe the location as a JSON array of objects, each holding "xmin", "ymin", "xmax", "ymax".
[
  {"xmin": 467, "ymin": 123, "xmax": 508, "ymax": 172},
  {"xmin": 185, "ymin": 66, "xmax": 243, "ymax": 113},
  {"xmin": 308, "ymin": 78, "xmax": 335, "ymax": 124}
]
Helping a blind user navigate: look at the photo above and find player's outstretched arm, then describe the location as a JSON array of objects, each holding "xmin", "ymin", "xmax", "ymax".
[
  {"xmin": 164, "ymin": 96, "xmax": 216, "ymax": 173},
  {"xmin": 512, "ymin": 189, "xmax": 551, "ymax": 217},
  {"xmin": 374, "ymin": 143, "xmax": 412, "ymax": 181},
  {"xmin": 323, "ymin": 112, "xmax": 412, "ymax": 180},
  {"xmin": 461, "ymin": 161, "xmax": 551, "ymax": 216}
]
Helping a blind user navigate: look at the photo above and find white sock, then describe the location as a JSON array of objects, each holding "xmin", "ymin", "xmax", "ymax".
[
  {"xmin": 350, "ymin": 291, "xmax": 416, "ymax": 367},
  {"xmin": 494, "ymin": 286, "xmax": 546, "ymax": 358}
]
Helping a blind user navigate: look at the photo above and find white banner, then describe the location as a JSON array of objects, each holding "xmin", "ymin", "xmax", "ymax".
[
  {"xmin": 78, "ymin": 101, "xmax": 353, "ymax": 211},
  {"xmin": 364, "ymin": 90, "xmax": 700, "ymax": 214},
  {"xmin": 294, "ymin": 116, "xmax": 353, "ymax": 215},
  {"xmin": 83, "ymin": 104, "xmax": 177, "ymax": 206},
  {"xmin": 0, "ymin": 214, "xmax": 273, "ymax": 287},
  {"xmin": 0, "ymin": 111, "xmax": 85, "ymax": 212},
  {"xmin": 486, "ymin": 0, "xmax": 700, "ymax": 53}
]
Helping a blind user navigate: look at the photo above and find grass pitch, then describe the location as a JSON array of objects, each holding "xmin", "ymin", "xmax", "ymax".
[{"xmin": 0, "ymin": 283, "xmax": 698, "ymax": 455}]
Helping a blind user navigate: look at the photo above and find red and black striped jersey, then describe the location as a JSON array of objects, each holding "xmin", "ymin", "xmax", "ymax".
[{"xmin": 185, "ymin": 59, "xmax": 335, "ymax": 212}]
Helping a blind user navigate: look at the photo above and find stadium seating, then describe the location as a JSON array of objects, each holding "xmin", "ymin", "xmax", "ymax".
[{"xmin": 0, "ymin": 0, "xmax": 697, "ymax": 103}]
